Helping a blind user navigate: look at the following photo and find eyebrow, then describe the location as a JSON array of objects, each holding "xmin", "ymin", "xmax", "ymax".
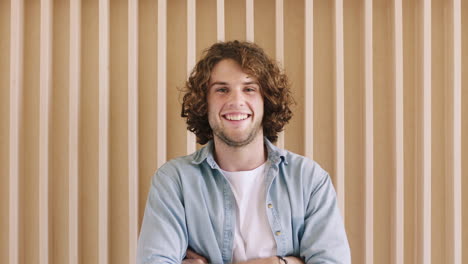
[
  {"xmin": 209, "ymin": 81, "xmax": 259, "ymax": 88},
  {"xmin": 209, "ymin": 81, "xmax": 228, "ymax": 88}
]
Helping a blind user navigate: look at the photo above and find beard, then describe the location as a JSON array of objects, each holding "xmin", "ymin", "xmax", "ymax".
[{"xmin": 210, "ymin": 119, "xmax": 263, "ymax": 148}]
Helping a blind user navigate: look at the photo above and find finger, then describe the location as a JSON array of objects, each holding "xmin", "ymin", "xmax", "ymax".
[
  {"xmin": 182, "ymin": 259, "xmax": 206, "ymax": 264},
  {"xmin": 186, "ymin": 250, "xmax": 205, "ymax": 260},
  {"xmin": 185, "ymin": 250, "xmax": 208, "ymax": 263},
  {"xmin": 185, "ymin": 249, "xmax": 198, "ymax": 259}
]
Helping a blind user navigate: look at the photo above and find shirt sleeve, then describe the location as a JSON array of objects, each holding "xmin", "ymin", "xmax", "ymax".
[
  {"xmin": 137, "ymin": 170, "xmax": 188, "ymax": 264},
  {"xmin": 300, "ymin": 171, "xmax": 351, "ymax": 264}
]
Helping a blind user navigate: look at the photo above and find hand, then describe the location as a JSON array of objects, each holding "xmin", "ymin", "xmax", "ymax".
[
  {"xmin": 182, "ymin": 249, "xmax": 209, "ymax": 264},
  {"xmin": 234, "ymin": 256, "xmax": 305, "ymax": 264},
  {"xmin": 283, "ymin": 256, "xmax": 305, "ymax": 264}
]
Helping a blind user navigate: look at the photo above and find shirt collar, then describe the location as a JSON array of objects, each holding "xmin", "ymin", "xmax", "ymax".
[{"xmin": 191, "ymin": 137, "xmax": 288, "ymax": 167}]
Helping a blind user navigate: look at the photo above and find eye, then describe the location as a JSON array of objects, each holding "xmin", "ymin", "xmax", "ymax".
[
  {"xmin": 215, "ymin": 87, "xmax": 228, "ymax": 93},
  {"xmin": 244, "ymin": 87, "xmax": 257, "ymax": 92}
]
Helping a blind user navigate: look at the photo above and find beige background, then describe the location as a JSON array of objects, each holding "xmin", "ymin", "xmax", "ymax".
[{"xmin": 0, "ymin": 0, "xmax": 467, "ymax": 264}]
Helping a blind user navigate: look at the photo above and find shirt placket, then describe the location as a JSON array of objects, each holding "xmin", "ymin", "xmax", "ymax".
[
  {"xmin": 264, "ymin": 160, "xmax": 287, "ymax": 256},
  {"xmin": 208, "ymin": 158, "xmax": 236, "ymax": 264}
]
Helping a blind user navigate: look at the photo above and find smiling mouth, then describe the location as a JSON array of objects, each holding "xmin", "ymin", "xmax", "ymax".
[{"xmin": 223, "ymin": 113, "xmax": 251, "ymax": 121}]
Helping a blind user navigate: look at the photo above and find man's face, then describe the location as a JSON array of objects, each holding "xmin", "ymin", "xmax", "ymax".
[{"xmin": 207, "ymin": 59, "xmax": 264, "ymax": 147}]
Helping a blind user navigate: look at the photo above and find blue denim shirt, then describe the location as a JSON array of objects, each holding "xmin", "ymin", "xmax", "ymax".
[{"xmin": 137, "ymin": 138, "xmax": 351, "ymax": 264}]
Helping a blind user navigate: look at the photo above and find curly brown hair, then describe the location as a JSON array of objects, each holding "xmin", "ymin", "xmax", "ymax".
[{"xmin": 181, "ymin": 40, "xmax": 294, "ymax": 145}]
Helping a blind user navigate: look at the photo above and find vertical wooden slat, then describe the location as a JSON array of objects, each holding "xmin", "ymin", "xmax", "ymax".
[
  {"xmin": 275, "ymin": 0, "xmax": 284, "ymax": 148},
  {"xmin": 6, "ymin": 2, "xmax": 466, "ymax": 263},
  {"xmin": 69, "ymin": 1, "xmax": 81, "ymax": 264},
  {"xmin": 9, "ymin": 1, "xmax": 23, "ymax": 264},
  {"xmin": 449, "ymin": 0, "xmax": 462, "ymax": 263},
  {"xmin": 304, "ymin": 0, "xmax": 313, "ymax": 160},
  {"xmin": 421, "ymin": 0, "xmax": 432, "ymax": 263},
  {"xmin": 99, "ymin": 0, "xmax": 110, "ymax": 263},
  {"xmin": 187, "ymin": 0, "xmax": 196, "ymax": 154},
  {"xmin": 157, "ymin": 0, "xmax": 167, "ymax": 168},
  {"xmin": 334, "ymin": 0, "xmax": 345, "ymax": 218},
  {"xmin": 128, "ymin": 0, "xmax": 139, "ymax": 262},
  {"xmin": 217, "ymin": 0, "xmax": 225, "ymax": 41},
  {"xmin": 393, "ymin": 0, "xmax": 404, "ymax": 263},
  {"xmin": 39, "ymin": 0, "xmax": 52, "ymax": 263},
  {"xmin": 246, "ymin": 0, "xmax": 254, "ymax": 42},
  {"xmin": 463, "ymin": 4, "xmax": 468, "ymax": 264},
  {"xmin": 364, "ymin": 0, "xmax": 374, "ymax": 263}
]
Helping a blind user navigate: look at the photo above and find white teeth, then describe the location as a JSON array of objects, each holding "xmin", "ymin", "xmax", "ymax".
[{"xmin": 225, "ymin": 114, "xmax": 248, "ymax": 121}]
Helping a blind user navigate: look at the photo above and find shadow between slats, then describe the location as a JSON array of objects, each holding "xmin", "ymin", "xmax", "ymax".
[
  {"xmin": 22, "ymin": 1, "xmax": 40, "ymax": 262},
  {"xmin": 284, "ymin": 0, "xmax": 305, "ymax": 156},
  {"xmin": 195, "ymin": 0, "xmax": 217, "ymax": 151},
  {"xmin": 167, "ymin": 0, "xmax": 189, "ymax": 160},
  {"xmin": 138, "ymin": 0, "xmax": 158, "ymax": 234},
  {"xmin": 80, "ymin": 0, "xmax": 99, "ymax": 263},
  {"xmin": 313, "ymin": 0, "xmax": 335, "ymax": 181},
  {"xmin": 343, "ymin": 0, "xmax": 365, "ymax": 262},
  {"xmin": 51, "ymin": 0, "xmax": 70, "ymax": 263},
  {"xmin": 253, "ymin": 0, "xmax": 275, "ymax": 60},
  {"xmin": 403, "ymin": 0, "xmax": 418, "ymax": 263},
  {"xmin": 0, "ymin": 1, "xmax": 11, "ymax": 263},
  {"xmin": 225, "ymin": 0, "xmax": 246, "ymax": 41},
  {"xmin": 373, "ymin": 0, "xmax": 395, "ymax": 263},
  {"xmin": 431, "ymin": 0, "xmax": 448, "ymax": 262},
  {"xmin": 109, "ymin": 0, "xmax": 130, "ymax": 262},
  {"xmin": 196, "ymin": 0, "xmax": 217, "ymax": 60}
]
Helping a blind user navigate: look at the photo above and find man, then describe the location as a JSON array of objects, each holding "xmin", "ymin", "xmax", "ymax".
[{"xmin": 137, "ymin": 41, "xmax": 351, "ymax": 264}]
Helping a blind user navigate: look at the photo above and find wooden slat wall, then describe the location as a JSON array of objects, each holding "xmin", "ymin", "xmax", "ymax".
[
  {"xmin": 127, "ymin": 0, "xmax": 139, "ymax": 263},
  {"xmin": 7, "ymin": 1, "xmax": 23, "ymax": 264},
  {"xmin": 393, "ymin": 0, "xmax": 404, "ymax": 263},
  {"xmin": 421, "ymin": 0, "xmax": 432, "ymax": 263},
  {"xmin": 186, "ymin": 0, "xmax": 196, "ymax": 154},
  {"xmin": 334, "ymin": 0, "xmax": 345, "ymax": 218},
  {"xmin": 275, "ymin": 0, "xmax": 284, "ymax": 148},
  {"xmin": 217, "ymin": 0, "xmax": 224, "ymax": 41},
  {"xmin": 450, "ymin": 1, "xmax": 462, "ymax": 263},
  {"xmin": 98, "ymin": 0, "xmax": 110, "ymax": 263},
  {"xmin": 364, "ymin": 0, "xmax": 374, "ymax": 263},
  {"xmin": 157, "ymin": 0, "xmax": 167, "ymax": 169},
  {"xmin": 0, "ymin": 0, "xmax": 466, "ymax": 264},
  {"xmin": 68, "ymin": 0, "xmax": 80, "ymax": 263},
  {"xmin": 246, "ymin": 0, "xmax": 254, "ymax": 42},
  {"xmin": 38, "ymin": 1, "xmax": 52, "ymax": 264},
  {"xmin": 304, "ymin": 0, "xmax": 313, "ymax": 160}
]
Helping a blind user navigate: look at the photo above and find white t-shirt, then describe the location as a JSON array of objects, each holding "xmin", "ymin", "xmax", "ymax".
[{"xmin": 221, "ymin": 162, "xmax": 277, "ymax": 262}]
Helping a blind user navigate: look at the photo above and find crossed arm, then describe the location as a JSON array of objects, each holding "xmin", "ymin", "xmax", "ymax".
[
  {"xmin": 182, "ymin": 249, "xmax": 304, "ymax": 264},
  {"xmin": 137, "ymin": 167, "xmax": 350, "ymax": 264}
]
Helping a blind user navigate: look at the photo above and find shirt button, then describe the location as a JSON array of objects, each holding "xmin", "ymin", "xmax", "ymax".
[
  {"xmin": 275, "ymin": 231, "xmax": 281, "ymax": 236},
  {"xmin": 268, "ymin": 204, "xmax": 273, "ymax": 208}
]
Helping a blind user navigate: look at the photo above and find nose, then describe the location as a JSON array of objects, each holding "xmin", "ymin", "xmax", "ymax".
[{"xmin": 227, "ymin": 88, "xmax": 245, "ymax": 108}]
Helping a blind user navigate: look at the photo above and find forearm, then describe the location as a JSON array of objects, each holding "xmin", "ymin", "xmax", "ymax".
[{"xmin": 234, "ymin": 256, "xmax": 304, "ymax": 264}]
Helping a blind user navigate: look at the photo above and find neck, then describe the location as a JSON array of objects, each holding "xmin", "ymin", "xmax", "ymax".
[{"xmin": 213, "ymin": 135, "xmax": 266, "ymax": 172}]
